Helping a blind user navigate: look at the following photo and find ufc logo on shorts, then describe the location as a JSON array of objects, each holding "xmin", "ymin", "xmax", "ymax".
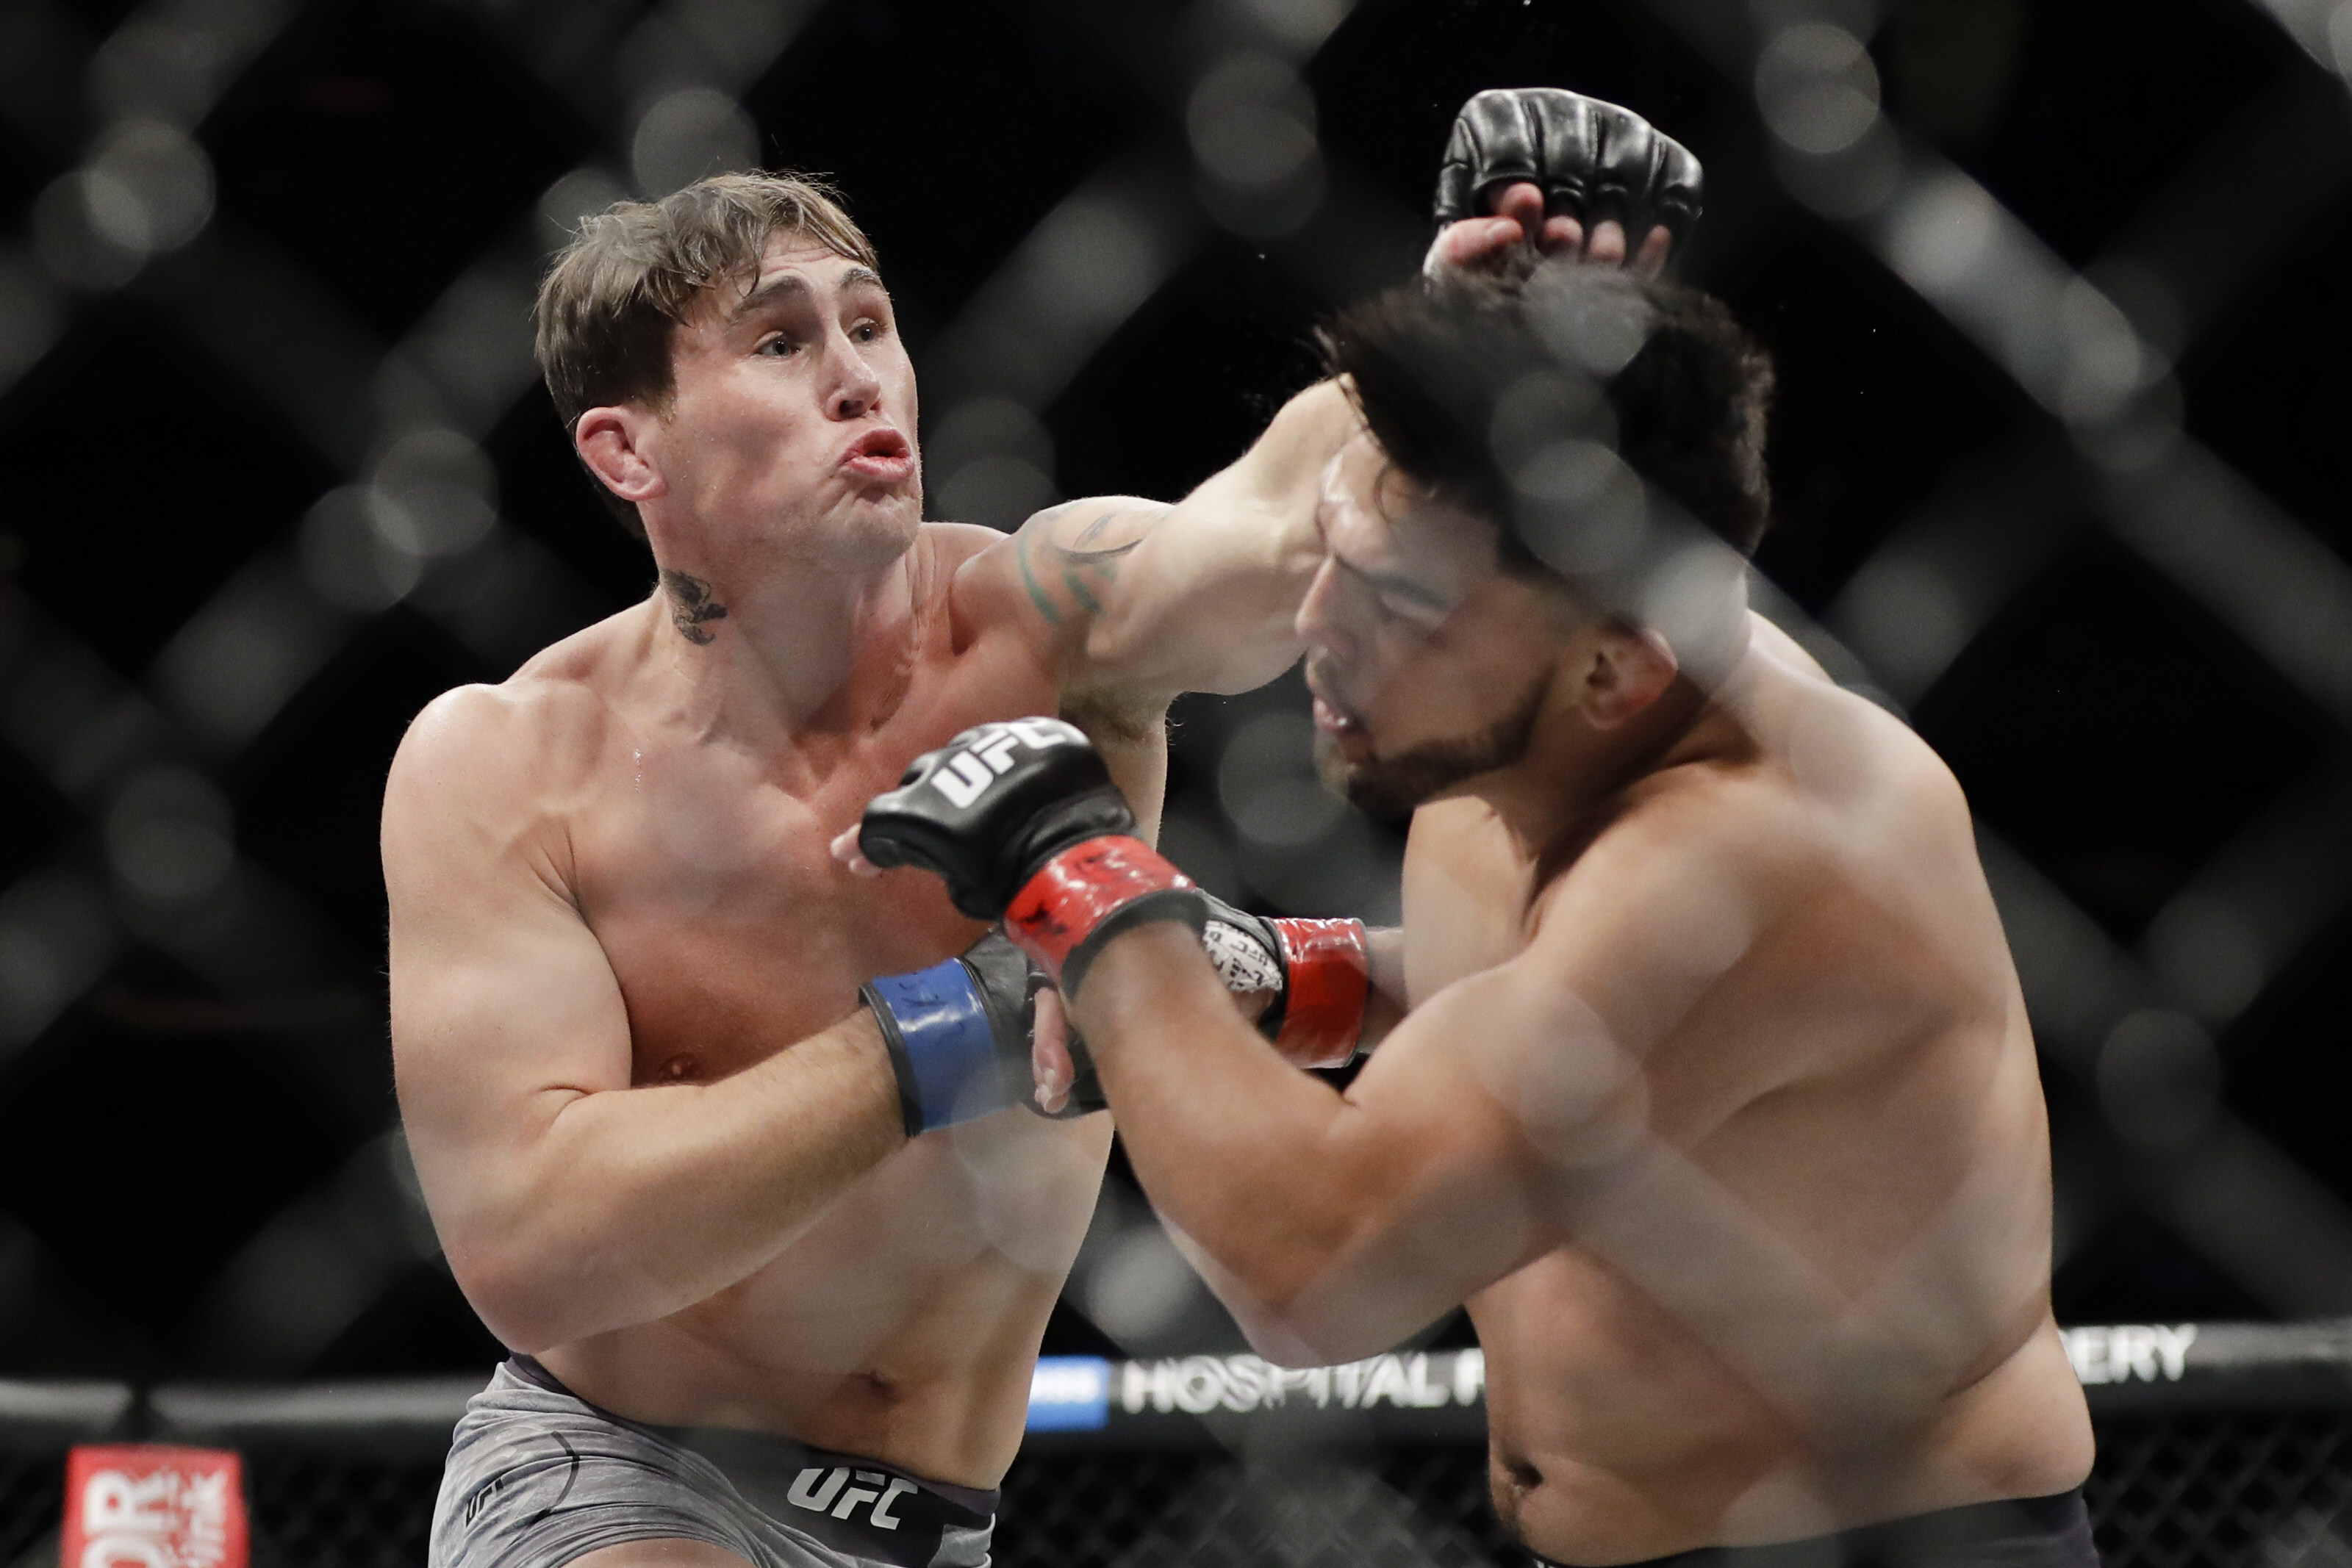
[
  {"xmin": 785, "ymin": 1466, "xmax": 918, "ymax": 1530},
  {"xmin": 927, "ymin": 719, "xmax": 1083, "ymax": 808}
]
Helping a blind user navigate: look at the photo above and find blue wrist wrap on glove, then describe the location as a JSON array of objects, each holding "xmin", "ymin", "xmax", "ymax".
[{"xmin": 865, "ymin": 958, "xmax": 1006, "ymax": 1135}]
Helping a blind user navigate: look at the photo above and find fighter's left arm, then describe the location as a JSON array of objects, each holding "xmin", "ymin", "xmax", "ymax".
[{"xmin": 1060, "ymin": 799, "xmax": 1786, "ymax": 1366}]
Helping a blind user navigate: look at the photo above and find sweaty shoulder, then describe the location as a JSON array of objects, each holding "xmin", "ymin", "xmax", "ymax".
[
  {"xmin": 1646, "ymin": 634, "xmax": 1974, "ymax": 882},
  {"xmin": 1749, "ymin": 647, "xmax": 1978, "ymax": 890},
  {"xmin": 1539, "ymin": 656, "xmax": 1971, "ymax": 965},
  {"xmin": 928, "ymin": 520, "xmax": 1033, "ymax": 647},
  {"xmin": 391, "ymin": 675, "xmax": 604, "ymax": 802},
  {"xmin": 1555, "ymin": 655, "xmax": 1996, "ymax": 1037}
]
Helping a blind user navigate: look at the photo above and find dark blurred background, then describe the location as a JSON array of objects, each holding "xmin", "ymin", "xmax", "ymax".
[{"xmin": 1, "ymin": 0, "xmax": 2348, "ymax": 1385}]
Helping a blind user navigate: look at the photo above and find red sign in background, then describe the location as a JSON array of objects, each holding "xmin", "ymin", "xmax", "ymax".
[{"xmin": 61, "ymin": 1445, "xmax": 248, "ymax": 1568}]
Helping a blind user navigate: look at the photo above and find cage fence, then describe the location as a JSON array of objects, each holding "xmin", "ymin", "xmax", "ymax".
[
  {"xmin": 0, "ymin": 0, "xmax": 2346, "ymax": 1373},
  {"xmin": 0, "ymin": 0, "xmax": 2340, "ymax": 1345},
  {"xmin": 1, "ymin": 0, "xmax": 2351, "ymax": 1564},
  {"xmin": 0, "ymin": 1326, "xmax": 2348, "ymax": 1567}
]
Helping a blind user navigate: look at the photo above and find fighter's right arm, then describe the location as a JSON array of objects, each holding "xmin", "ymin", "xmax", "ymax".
[
  {"xmin": 384, "ymin": 686, "xmax": 903, "ymax": 1353},
  {"xmin": 960, "ymin": 378, "xmax": 1360, "ymax": 710}
]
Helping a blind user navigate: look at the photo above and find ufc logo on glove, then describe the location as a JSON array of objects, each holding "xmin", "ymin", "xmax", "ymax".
[{"xmin": 921, "ymin": 719, "xmax": 1086, "ymax": 808}]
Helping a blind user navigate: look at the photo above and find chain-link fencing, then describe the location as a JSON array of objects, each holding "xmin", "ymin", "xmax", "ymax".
[
  {"xmin": 5, "ymin": 0, "xmax": 2352, "ymax": 1559},
  {"xmin": 8, "ymin": 1326, "xmax": 2352, "ymax": 1567}
]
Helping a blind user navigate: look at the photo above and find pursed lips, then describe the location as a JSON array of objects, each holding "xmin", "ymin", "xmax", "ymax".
[{"xmin": 839, "ymin": 426, "xmax": 914, "ymax": 483}]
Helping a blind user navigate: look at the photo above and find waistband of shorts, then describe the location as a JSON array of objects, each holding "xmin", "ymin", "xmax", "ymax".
[
  {"xmin": 502, "ymin": 1354, "xmax": 1003, "ymax": 1519},
  {"xmin": 1538, "ymin": 1489, "xmax": 2095, "ymax": 1568}
]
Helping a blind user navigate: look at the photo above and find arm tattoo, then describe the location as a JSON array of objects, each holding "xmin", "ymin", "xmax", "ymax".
[
  {"xmin": 661, "ymin": 569, "xmax": 730, "ymax": 645},
  {"xmin": 1016, "ymin": 501, "xmax": 1168, "ymax": 625}
]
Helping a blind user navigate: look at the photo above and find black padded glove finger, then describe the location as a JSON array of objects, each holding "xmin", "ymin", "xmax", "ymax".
[{"xmin": 1433, "ymin": 87, "xmax": 1702, "ymax": 251}]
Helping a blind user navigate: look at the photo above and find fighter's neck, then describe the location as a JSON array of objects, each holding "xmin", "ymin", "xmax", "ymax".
[{"xmin": 642, "ymin": 539, "xmax": 928, "ymax": 745}]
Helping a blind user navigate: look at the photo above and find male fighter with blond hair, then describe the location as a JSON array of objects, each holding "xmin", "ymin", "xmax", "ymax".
[
  {"xmin": 856, "ymin": 114, "xmax": 2098, "ymax": 1568},
  {"xmin": 391, "ymin": 90, "xmax": 1697, "ymax": 1568}
]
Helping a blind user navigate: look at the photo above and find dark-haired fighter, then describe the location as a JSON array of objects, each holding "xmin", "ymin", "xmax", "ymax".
[{"xmin": 858, "ymin": 257, "xmax": 2097, "ymax": 1567}]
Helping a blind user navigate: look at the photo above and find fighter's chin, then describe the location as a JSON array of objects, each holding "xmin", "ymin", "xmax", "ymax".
[
  {"xmin": 851, "ymin": 483, "xmax": 923, "ymax": 533},
  {"xmin": 1313, "ymin": 730, "xmax": 1435, "ymax": 824}
]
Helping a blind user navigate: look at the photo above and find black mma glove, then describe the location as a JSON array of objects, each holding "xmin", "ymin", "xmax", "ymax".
[
  {"xmin": 858, "ymin": 719, "xmax": 1208, "ymax": 995},
  {"xmin": 862, "ymin": 931, "xmax": 1105, "ymax": 1134},
  {"xmin": 1199, "ymin": 894, "xmax": 1372, "ymax": 1071},
  {"xmin": 1433, "ymin": 87, "xmax": 1702, "ymax": 253}
]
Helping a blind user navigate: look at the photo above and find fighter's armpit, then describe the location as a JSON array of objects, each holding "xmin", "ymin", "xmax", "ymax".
[{"xmin": 1011, "ymin": 498, "xmax": 1172, "ymax": 628}]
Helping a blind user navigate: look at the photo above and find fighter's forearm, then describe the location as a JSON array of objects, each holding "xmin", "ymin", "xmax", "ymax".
[
  {"xmin": 1072, "ymin": 924, "xmax": 1389, "ymax": 1352},
  {"xmin": 445, "ymin": 1011, "xmax": 903, "ymax": 1352}
]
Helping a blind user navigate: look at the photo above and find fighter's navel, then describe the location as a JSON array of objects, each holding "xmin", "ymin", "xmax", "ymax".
[{"xmin": 1492, "ymin": 1454, "xmax": 1544, "ymax": 1531}]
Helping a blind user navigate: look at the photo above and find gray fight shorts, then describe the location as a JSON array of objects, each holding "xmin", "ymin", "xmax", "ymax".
[{"xmin": 429, "ymin": 1357, "xmax": 998, "ymax": 1568}]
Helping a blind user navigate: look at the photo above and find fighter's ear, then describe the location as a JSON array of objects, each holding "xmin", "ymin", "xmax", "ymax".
[
  {"xmin": 576, "ymin": 406, "xmax": 667, "ymax": 505},
  {"xmin": 1581, "ymin": 624, "xmax": 1679, "ymax": 730}
]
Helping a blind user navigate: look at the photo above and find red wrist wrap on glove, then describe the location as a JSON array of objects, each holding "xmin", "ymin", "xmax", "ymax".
[
  {"xmin": 1269, "ymin": 917, "xmax": 1371, "ymax": 1070},
  {"xmin": 1006, "ymin": 836, "xmax": 1200, "ymax": 991}
]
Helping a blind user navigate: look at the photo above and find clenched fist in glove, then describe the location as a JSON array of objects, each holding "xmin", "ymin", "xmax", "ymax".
[
  {"xmin": 863, "ymin": 931, "xmax": 1105, "ymax": 1134},
  {"xmin": 1428, "ymin": 87, "xmax": 1702, "ymax": 276},
  {"xmin": 858, "ymin": 719, "xmax": 1208, "ymax": 995},
  {"xmin": 856, "ymin": 719, "xmax": 1372, "ymax": 1087},
  {"xmin": 1199, "ymin": 896, "xmax": 1372, "ymax": 1071}
]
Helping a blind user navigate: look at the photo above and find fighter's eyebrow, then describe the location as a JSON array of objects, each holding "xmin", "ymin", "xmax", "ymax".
[
  {"xmin": 727, "ymin": 266, "xmax": 889, "ymax": 324},
  {"xmin": 729, "ymin": 272, "xmax": 810, "ymax": 323},
  {"xmin": 1333, "ymin": 547, "xmax": 1449, "ymax": 613}
]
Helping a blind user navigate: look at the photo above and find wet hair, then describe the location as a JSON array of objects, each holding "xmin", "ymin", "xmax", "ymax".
[
  {"xmin": 534, "ymin": 170, "xmax": 881, "ymax": 536},
  {"xmin": 1316, "ymin": 260, "xmax": 1775, "ymax": 581}
]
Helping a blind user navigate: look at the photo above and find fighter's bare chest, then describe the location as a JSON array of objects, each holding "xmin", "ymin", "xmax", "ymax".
[
  {"xmin": 1399, "ymin": 799, "xmax": 1538, "ymax": 1003},
  {"xmin": 567, "ymin": 652, "xmax": 1061, "ymax": 1082}
]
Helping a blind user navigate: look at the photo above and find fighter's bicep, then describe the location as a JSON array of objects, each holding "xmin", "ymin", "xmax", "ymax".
[
  {"xmin": 1079, "ymin": 483, "xmax": 1313, "ymax": 698},
  {"xmin": 389, "ymin": 885, "xmax": 632, "ymax": 1105},
  {"xmin": 382, "ymin": 716, "xmax": 635, "ymax": 1187},
  {"xmin": 390, "ymin": 899, "xmax": 639, "ymax": 1262},
  {"xmin": 980, "ymin": 497, "xmax": 1171, "ymax": 636},
  {"xmin": 1352, "ymin": 956, "xmax": 1643, "ymax": 1182},
  {"xmin": 1077, "ymin": 385, "xmax": 1362, "ymax": 697}
]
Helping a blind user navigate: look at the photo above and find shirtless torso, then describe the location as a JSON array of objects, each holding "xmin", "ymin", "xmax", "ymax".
[
  {"xmin": 1054, "ymin": 611, "xmax": 2095, "ymax": 1564},
  {"xmin": 385, "ymin": 228, "xmax": 1356, "ymax": 1495},
  {"xmin": 1405, "ymin": 624, "xmax": 2092, "ymax": 1558},
  {"xmin": 390, "ymin": 526, "xmax": 1141, "ymax": 1485}
]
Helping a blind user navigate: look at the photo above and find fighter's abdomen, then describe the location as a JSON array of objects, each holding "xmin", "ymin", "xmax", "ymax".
[{"xmin": 542, "ymin": 1110, "xmax": 1111, "ymax": 1488}]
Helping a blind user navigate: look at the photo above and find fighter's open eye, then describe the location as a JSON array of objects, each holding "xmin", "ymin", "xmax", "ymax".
[
  {"xmin": 755, "ymin": 334, "xmax": 799, "ymax": 358},
  {"xmin": 850, "ymin": 320, "xmax": 883, "ymax": 344}
]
